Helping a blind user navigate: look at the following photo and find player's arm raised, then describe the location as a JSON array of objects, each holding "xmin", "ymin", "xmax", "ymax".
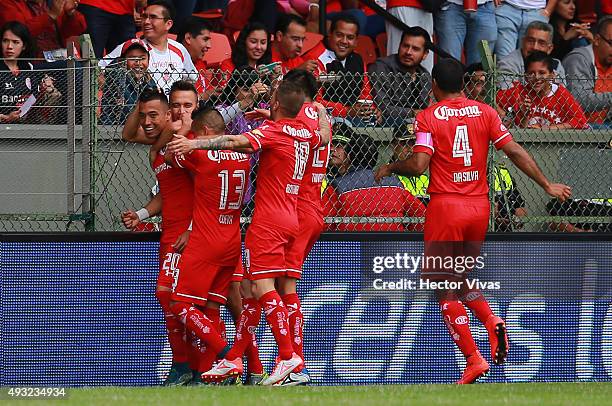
[
  {"xmin": 374, "ymin": 153, "xmax": 431, "ymax": 183},
  {"xmin": 167, "ymin": 133, "xmax": 256, "ymax": 155},
  {"xmin": 501, "ymin": 140, "xmax": 572, "ymax": 201},
  {"xmin": 122, "ymin": 106, "xmax": 155, "ymax": 145},
  {"xmin": 313, "ymin": 102, "xmax": 331, "ymax": 146}
]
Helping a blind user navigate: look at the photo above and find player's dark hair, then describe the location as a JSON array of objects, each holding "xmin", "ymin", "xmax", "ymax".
[
  {"xmin": 275, "ymin": 13, "xmax": 307, "ymax": 34},
  {"xmin": 283, "ymin": 69, "xmax": 319, "ymax": 99},
  {"xmin": 432, "ymin": 58, "xmax": 465, "ymax": 93},
  {"xmin": 177, "ymin": 17, "xmax": 212, "ymax": 43},
  {"xmin": 192, "ymin": 105, "xmax": 225, "ymax": 133},
  {"xmin": 275, "ymin": 80, "xmax": 305, "ymax": 118},
  {"xmin": 464, "ymin": 62, "xmax": 484, "ymax": 76},
  {"xmin": 399, "ymin": 26, "xmax": 432, "ymax": 51},
  {"xmin": 329, "ymin": 12, "xmax": 360, "ymax": 34},
  {"xmin": 169, "ymin": 80, "xmax": 198, "ymax": 100},
  {"xmin": 524, "ymin": 51, "xmax": 554, "ymax": 72},
  {"xmin": 139, "ymin": 88, "xmax": 169, "ymax": 105},
  {"xmin": 233, "ymin": 22, "xmax": 272, "ymax": 68},
  {"xmin": 147, "ymin": 0, "xmax": 176, "ymax": 21},
  {"xmin": 596, "ymin": 15, "xmax": 612, "ymax": 37},
  {"xmin": 0, "ymin": 21, "xmax": 36, "ymax": 59}
]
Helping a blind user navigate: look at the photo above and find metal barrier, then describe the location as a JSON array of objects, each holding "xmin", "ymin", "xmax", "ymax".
[{"xmin": 0, "ymin": 42, "xmax": 610, "ymax": 232}]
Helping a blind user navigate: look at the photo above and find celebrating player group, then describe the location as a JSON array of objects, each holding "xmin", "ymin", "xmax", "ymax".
[{"xmin": 122, "ymin": 59, "xmax": 571, "ymax": 386}]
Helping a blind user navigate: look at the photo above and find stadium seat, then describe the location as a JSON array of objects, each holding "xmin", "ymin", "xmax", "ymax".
[
  {"xmin": 192, "ymin": 8, "xmax": 225, "ymax": 31},
  {"xmin": 302, "ymin": 32, "xmax": 323, "ymax": 56},
  {"xmin": 168, "ymin": 33, "xmax": 177, "ymax": 41},
  {"xmin": 203, "ymin": 32, "xmax": 232, "ymax": 65},
  {"xmin": 376, "ymin": 32, "xmax": 387, "ymax": 57},
  {"xmin": 355, "ymin": 35, "xmax": 377, "ymax": 67}
]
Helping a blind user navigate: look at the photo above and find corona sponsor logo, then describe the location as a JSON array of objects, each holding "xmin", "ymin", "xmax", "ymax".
[{"xmin": 434, "ymin": 105, "xmax": 482, "ymax": 121}]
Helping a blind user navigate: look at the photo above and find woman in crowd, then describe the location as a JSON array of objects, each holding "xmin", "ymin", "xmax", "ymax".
[
  {"xmin": 0, "ymin": 21, "xmax": 35, "ymax": 123},
  {"xmin": 220, "ymin": 22, "xmax": 272, "ymax": 78},
  {"xmin": 497, "ymin": 51, "xmax": 588, "ymax": 130},
  {"xmin": 550, "ymin": 0, "xmax": 593, "ymax": 61}
]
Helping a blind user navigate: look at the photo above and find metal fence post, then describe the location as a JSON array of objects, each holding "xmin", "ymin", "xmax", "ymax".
[
  {"xmin": 67, "ymin": 43, "xmax": 76, "ymax": 217},
  {"xmin": 81, "ymin": 37, "xmax": 94, "ymax": 231}
]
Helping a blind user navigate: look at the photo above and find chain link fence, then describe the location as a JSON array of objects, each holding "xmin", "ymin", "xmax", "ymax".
[{"xmin": 0, "ymin": 57, "xmax": 610, "ymax": 232}]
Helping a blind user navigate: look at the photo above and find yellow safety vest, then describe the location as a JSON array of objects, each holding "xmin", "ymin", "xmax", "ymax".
[
  {"xmin": 397, "ymin": 175, "xmax": 429, "ymax": 197},
  {"xmin": 493, "ymin": 166, "xmax": 514, "ymax": 192}
]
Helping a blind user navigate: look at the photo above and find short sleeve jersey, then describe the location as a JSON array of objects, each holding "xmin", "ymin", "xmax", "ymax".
[
  {"xmin": 412, "ymin": 96, "xmax": 513, "ymax": 197},
  {"xmin": 152, "ymin": 148, "xmax": 194, "ymax": 245},
  {"xmin": 242, "ymin": 118, "xmax": 321, "ymax": 230},
  {"xmin": 295, "ymin": 102, "xmax": 331, "ymax": 217},
  {"xmin": 174, "ymin": 143, "xmax": 250, "ymax": 266}
]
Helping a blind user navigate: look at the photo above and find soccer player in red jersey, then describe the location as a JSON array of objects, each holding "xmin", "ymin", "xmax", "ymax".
[
  {"xmin": 375, "ymin": 59, "xmax": 572, "ymax": 384},
  {"xmin": 277, "ymin": 69, "xmax": 330, "ymax": 386},
  {"xmin": 168, "ymin": 80, "xmax": 331, "ymax": 386},
  {"xmin": 121, "ymin": 83, "xmax": 196, "ymax": 385},
  {"xmin": 162, "ymin": 105, "xmax": 252, "ymax": 384}
]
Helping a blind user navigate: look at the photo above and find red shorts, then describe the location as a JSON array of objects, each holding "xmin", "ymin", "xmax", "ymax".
[
  {"xmin": 171, "ymin": 253, "xmax": 234, "ymax": 306},
  {"xmin": 232, "ymin": 256, "xmax": 244, "ymax": 283},
  {"xmin": 158, "ymin": 243, "xmax": 181, "ymax": 288},
  {"xmin": 244, "ymin": 222, "xmax": 296, "ymax": 280},
  {"xmin": 285, "ymin": 212, "xmax": 324, "ymax": 279},
  {"xmin": 422, "ymin": 195, "xmax": 489, "ymax": 281}
]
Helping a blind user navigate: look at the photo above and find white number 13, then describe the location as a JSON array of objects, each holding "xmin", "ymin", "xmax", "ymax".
[{"xmin": 452, "ymin": 125, "xmax": 473, "ymax": 167}]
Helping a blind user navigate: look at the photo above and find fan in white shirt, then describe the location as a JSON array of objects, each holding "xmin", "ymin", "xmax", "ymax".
[{"xmin": 98, "ymin": 1, "xmax": 196, "ymax": 94}]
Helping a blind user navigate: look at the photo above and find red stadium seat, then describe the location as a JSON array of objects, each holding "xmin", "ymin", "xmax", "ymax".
[
  {"xmin": 355, "ymin": 35, "xmax": 377, "ymax": 67},
  {"xmin": 203, "ymin": 32, "xmax": 232, "ymax": 65},
  {"xmin": 301, "ymin": 32, "xmax": 323, "ymax": 55},
  {"xmin": 192, "ymin": 8, "xmax": 224, "ymax": 20},
  {"xmin": 376, "ymin": 32, "xmax": 387, "ymax": 57}
]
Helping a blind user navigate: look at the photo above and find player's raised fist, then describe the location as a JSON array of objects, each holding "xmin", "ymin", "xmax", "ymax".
[
  {"xmin": 544, "ymin": 183, "xmax": 572, "ymax": 202},
  {"xmin": 121, "ymin": 210, "xmax": 140, "ymax": 230}
]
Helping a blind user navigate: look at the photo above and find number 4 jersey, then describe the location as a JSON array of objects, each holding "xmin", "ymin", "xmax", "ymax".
[
  {"xmin": 173, "ymin": 144, "xmax": 250, "ymax": 266},
  {"xmin": 243, "ymin": 118, "xmax": 322, "ymax": 232},
  {"xmin": 413, "ymin": 96, "xmax": 513, "ymax": 197}
]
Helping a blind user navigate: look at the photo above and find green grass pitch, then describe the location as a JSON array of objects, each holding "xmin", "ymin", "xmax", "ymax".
[{"xmin": 4, "ymin": 383, "xmax": 612, "ymax": 406}]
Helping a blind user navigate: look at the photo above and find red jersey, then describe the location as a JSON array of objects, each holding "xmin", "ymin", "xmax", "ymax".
[
  {"xmin": 412, "ymin": 97, "xmax": 513, "ymax": 197},
  {"xmin": 296, "ymin": 102, "xmax": 331, "ymax": 217},
  {"xmin": 152, "ymin": 148, "xmax": 194, "ymax": 245},
  {"xmin": 242, "ymin": 119, "xmax": 322, "ymax": 230},
  {"xmin": 174, "ymin": 145, "xmax": 250, "ymax": 266},
  {"xmin": 497, "ymin": 83, "xmax": 588, "ymax": 129},
  {"xmin": 80, "ymin": 0, "xmax": 134, "ymax": 15},
  {"xmin": 271, "ymin": 46, "xmax": 305, "ymax": 73}
]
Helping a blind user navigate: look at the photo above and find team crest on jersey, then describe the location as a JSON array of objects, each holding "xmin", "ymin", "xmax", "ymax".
[
  {"xmin": 500, "ymin": 123, "xmax": 508, "ymax": 132},
  {"xmin": 433, "ymin": 105, "xmax": 482, "ymax": 121},
  {"xmin": 304, "ymin": 106, "xmax": 318, "ymax": 120}
]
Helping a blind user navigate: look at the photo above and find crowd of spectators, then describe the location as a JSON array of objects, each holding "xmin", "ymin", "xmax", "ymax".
[{"xmin": 0, "ymin": 0, "xmax": 609, "ymax": 232}]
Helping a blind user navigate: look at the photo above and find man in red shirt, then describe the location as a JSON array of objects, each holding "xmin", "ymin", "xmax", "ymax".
[
  {"xmin": 168, "ymin": 80, "xmax": 331, "ymax": 386},
  {"xmin": 376, "ymin": 59, "xmax": 571, "ymax": 384},
  {"xmin": 121, "ymin": 82, "xmax": 196, "ymax": 386},
  {"xmin": 0, "ymin": 0, "xmax": 86, "ymax": 57},
  {"xmin": 271, "ymin": 13, "xmax": 318, "ymax": 74},
  {"xmin": 78, "ymin": 0, "xmax": 146, "ymax": 57},
  {"xmin": 164, "ymin": 105, "xmax": 253, "ymax": 385}
]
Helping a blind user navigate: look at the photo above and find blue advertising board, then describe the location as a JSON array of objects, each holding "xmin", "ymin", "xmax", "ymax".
[{"xmin": 1, "ymin": 234, "xmax": 611, "ymax": 386}]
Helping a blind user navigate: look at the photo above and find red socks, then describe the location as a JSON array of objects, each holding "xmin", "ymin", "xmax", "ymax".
[
  {"xmin": 225, "ymin": 297, "xmax": 261, "ymax": 361},
  {"xmin": 171, "ymin": 302, "xmax": 226, "ymax": 356},
  {"xmin": 439, "ymin": 299, "xmax": 478, "ymax": 358},
  {"xmin": 460, "ymin": 289, "xmax": 494, "ymax": 324},
  {"xmin": 260, "ymin": 290, "xmax": 294, "ymax": 360},
  {"xmin": 282, "ymin": 293, "xmax": 304, "ymax": 361},
  {"xmin": 155, "ymin": 289, "xmax": 188, "ymax": 363}
]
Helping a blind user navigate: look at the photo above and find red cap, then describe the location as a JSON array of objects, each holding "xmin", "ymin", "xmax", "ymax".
[{"xmin": 120, "ymin": 39, "xmax": 149, "ymax": 56}]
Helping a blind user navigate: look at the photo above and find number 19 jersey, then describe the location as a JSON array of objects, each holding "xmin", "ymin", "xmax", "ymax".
[{"xmin": 412, "ymin": 96, "xmax": 513, "ymax": 197}]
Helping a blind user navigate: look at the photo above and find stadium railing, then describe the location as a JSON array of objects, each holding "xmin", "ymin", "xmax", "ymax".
[{"xmin": 0, "ymin": 45, "xmax": 610, "ymax": 232}]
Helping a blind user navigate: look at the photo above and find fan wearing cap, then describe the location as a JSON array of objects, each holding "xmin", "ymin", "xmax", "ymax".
[
  {"xmin": 100, "ymin": 39, "xmax": 157, "ymax": 125},
  {"xmin": 322, "ymin": 122, "xmax": 426, "ymax": 232},
  {"xmin": 391, "ymin": 121, "xmax": 430, "ymax": 204}
]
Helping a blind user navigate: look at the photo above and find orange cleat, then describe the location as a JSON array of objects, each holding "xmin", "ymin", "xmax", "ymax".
[
  {"xmin": 456, "ymin": 352, "xmax": 490, "ymax": 384},
  {"xmin": 485, "ymin": 315, "xmax": 509, "ymax": 365}
]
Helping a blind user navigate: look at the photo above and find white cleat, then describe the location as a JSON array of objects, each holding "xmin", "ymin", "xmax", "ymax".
[
  {"xmin": 261, "ymin": 353, "xmax": 304, "ymax": 386},
  {"xmin": 201, "ymin": 358, "xmax": 243, "ymax": 383},
  {"xmin": 275, "ymin": 370, "xmax": 311, "ymax": 386}
]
